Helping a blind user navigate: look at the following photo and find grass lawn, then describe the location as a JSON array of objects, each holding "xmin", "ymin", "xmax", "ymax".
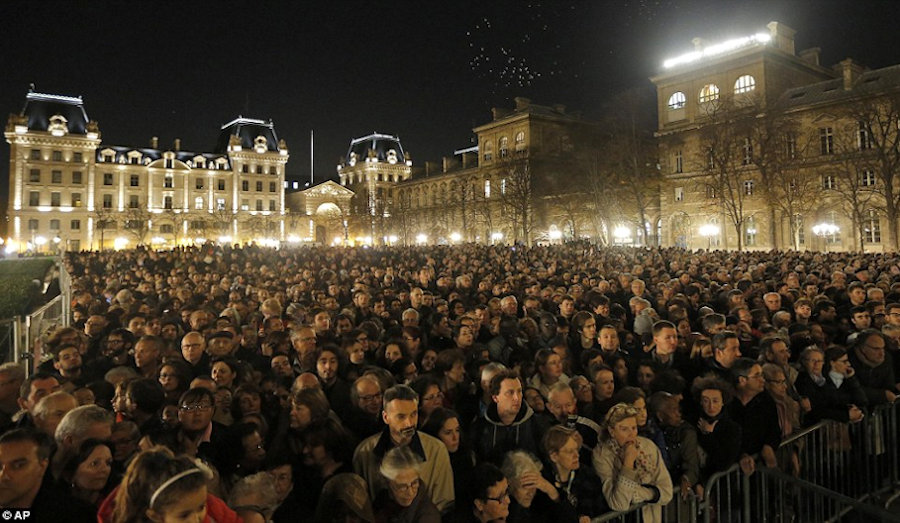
[{"xmin": 0, "ymin": 257, "xmax": 56, "ymax": 319}]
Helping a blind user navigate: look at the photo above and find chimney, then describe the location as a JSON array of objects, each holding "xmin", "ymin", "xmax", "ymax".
[
  {"xmin": 767, "ymin": 21, "xmax": 796, "ymax": 55},
  {"xmin": 491, "ymin": 107, "xmax": 512, "ymax": 121},
  {"xmin": 514, "ymin": 97, "xmax": 531, "ymax": 111},
  {"xmin": 798, "ymin": 48, "xmax": 821, "ymax": 66},
  {"xmin": 443, "ymin": 156, "xmax": 450, "ymax": 173},
  {"xmin": 174, "ymin": 138, "xmax": 181, "ymax": 151},
  {"xmin": 425, "ymin": 161, "xmax": 439, "ymax": 177},
  {"xmin": 462, "ymin": 151, "xmax": 477, "ymax": 169},
  {"xmin": 838, "ymin": 58, "xmax": 864, "ymax": 90},
  {"xmin": 150, "ymin": 136, "xmax": 159, "ymax": 149}
]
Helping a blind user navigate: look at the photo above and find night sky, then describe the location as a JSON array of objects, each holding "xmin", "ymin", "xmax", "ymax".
[{"xmin": 3, "ymin": 0, "xmax": 900, "ymax": 213}]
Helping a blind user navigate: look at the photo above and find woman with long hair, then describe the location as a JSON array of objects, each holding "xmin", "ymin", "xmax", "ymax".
[{"xmin": 62, "ymin": 438, "xmax": 115, "ymax": 508}]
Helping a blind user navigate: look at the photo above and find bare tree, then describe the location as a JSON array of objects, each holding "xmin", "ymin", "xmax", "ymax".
[
  {"xmin": 496, "ymin": 155, "xmax": 534, "ymax": 244},
  {"xmin": 120, "ymin": 207, "xmax": 153, "ymax": 246},
  {"xmin": 90, "ymin": 206, "xmax": 116, "ymax": 250},
  {"xmin": 825, "ymin": 124, "xmax": 880, "ymax": 250}
]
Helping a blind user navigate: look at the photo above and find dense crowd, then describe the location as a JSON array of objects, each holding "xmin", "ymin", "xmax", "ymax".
[{"xmin": 0, "ymin": 242, "xmax": 898, "ymax": 522}]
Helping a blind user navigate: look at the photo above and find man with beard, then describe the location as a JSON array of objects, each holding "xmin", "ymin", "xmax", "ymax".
[
  {"xmin": 84, "ymin": 328, "xmax": 135, "ymax": 379},
  {"xmin": 51, "ymin": 343, "xmax": 88, "ymax": 389},
  {"xmin": 353, "ymin": 385, "xmax": 454, "ymax": 513},
  {"xmin": 470, "ymin": 369, "xmax": 542, "ymax": 464}
]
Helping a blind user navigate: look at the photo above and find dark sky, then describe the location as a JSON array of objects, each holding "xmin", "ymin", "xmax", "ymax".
[{"xmin": 3, "ymin": 0, "xmax": 900, "ymax": 202}]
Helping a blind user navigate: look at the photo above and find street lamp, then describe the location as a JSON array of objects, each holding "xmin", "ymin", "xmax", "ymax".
[
  {"xmin": 613, "ymin": 225, "xmax": 631, "ymax": 245},
  {"xmin": 812, "ymin": 223, "xmax": 839, "ymax": 253},
  {"xmin": 699, "ymin": 224, "xmax": 720, "ymax": 250}
]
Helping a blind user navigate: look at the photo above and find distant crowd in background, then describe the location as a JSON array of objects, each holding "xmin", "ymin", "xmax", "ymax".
[{"xmin": 0, "ymin": 242, "xmax": 898, "ymax": 522}]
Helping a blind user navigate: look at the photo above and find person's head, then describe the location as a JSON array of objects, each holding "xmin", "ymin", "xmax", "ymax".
[
  {"xmin": 501, "ymin": 450, "xmax": 543, "ymax": 508},
  {"xmin": 648, "ymin": 391, "xmax": 682, "ymax": 427},
  {"xmin": 180, "ymin": 332, "xmax": 206, "ymax": 365},
  {"xmin": 228, "ymin": 472, "xmax": 279, "ymax": 523},
  {"xmin": 62, "ymin": 438, "xmax": 113, "ymax": 494},
  {"xmin": 410, "ymin": 376, "xmax": 443, "ymax": 418},
  {"xmin": 490, "ymin": 370, "xmax": 523, "ymax": 420},
  {"xmin": 289, "ymin": 387, "xmax": 330, "ymax": 431},
  {"xmin": 379, "ymin": 446, "xmax": 423, "ymax": 508},
  {"xmin": 764, "ymin": 292, "xmax": 782, "ymax": 311},
  {"xmin": 652, "ymin": 320, "xmax": 677, "ymax": 356},
  {"xmin": 113, "ymin": 447, "xmax": 210, "ymax": 523},
  {"xmin": 177, "ymin": 388, "xmax": 216, "ymax": 434},
  {"xmin": 799, "ymin": 346, "xmax": 825, "ymax": 376},
  {"xmin": 691, "ymin": 376, "xmax": 733, "ymax": 419},
  {"xmin": 315, "ymin": 345, "xmax": 341, "ymax": 385},
  {"xmin": 52, "ymin": 343, "xmax": 83, "ymax": 378},
  {"xmin": 589, "ymin": 363, "xmax": 616, "ymax": 400},
  {"xmin": 211, "ymin": 358, "xmax": 240, "ymax": 389},
  {"xmin": 134, "ymin": 335, "xmax": 164, "ymax": 371},
  {"xmin": 731, "ymin": 358, "xmax": 765, "ymax": 395},
  {"xmin": 597, "ymin": 325, "xmax": 619, "ymax": 351},
  {"xmin": 421, "ymin": 407, "xmax": 462, "ymax": 453},
  {"xmin": 206, "ymin": 331, "xmax": 236, "ymax": 358},
  {"xmin": 110, "ymin": 421, "xmax": 141, "ymax": 463},
  {"xmin": 543, "ymin": 424, "xmax": 583, "ymax": 474},
  {"xmin": 434, "ymin": 349, "xmax": 466, "ymax": 385},
  {"xmin": 601, "ymin": 403, "xmax": 640, "ymax": 446},
  {"xmin": 546, "ymin": 382, "xmax": 577, "ymax": 423},
  {"xmin": 382, "ymin": 385, "xmax": 419, "ymax": 445},
  {"xmin": 0, "ymin": 429, "xmax": 52, "ymax": 508},
  {"xmin": 855, "ymin": 330, "xmax": 887, "ymax": 367},
  {"xmin": 712, "ymin": 331, "xmax": 742, "ymax": 368},
  {"xmin": 126, "ymin": 378, "xmax": 166, "ymax": 419},
  {"xmin": 263, "ymin": 459, "xmax": 293, "ymax": 504},
  {"xmin": 850, "ymin": 306, "xmax": 871, "ymax": 330},
  {"xmin": 761, "ymin": 363, "xmax": 789, "ymax": 400},
  {"xmin": 760, "ymin": 337, "xmax": 791, "ymax": 367},
  {"xmin": 472, "ymin": 463, "xmax": 510, "ymax": 521},
  {"xmin": 158, "ymin": 360, "xmax": 192, "ymax": 396},
  {"xmin": 534, "ymin": 349, "xmax": 563, "ymax": 382},
  {"xmin": 34, "ymin": 391, "xmax": 77, "ymax": 438},
  {"xmin": 825, "ymin": 347, "xmax": 854, "ymax": 378},
  {"xmin": 351, "ymin": 376, "xmax": 383, "ymax": 416},
  {"xmin": 612, "ymin": 386, "xmax": 648, "ymax": 427}
]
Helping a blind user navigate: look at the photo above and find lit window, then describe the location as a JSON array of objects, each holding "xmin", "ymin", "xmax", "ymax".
[
  {"xmin": 483, "ymin": 141, "xmax": 493, "ymax": 162},
  {"xmin": 674, "ymin": 187, "xmax": 684, "ymax": 202},
  {"xmin": 515, "ymin": 131, "xmax": 526, "ymax": 150},
  {"xmin": 860, "ymin": 169, "xmax": 876, "ymax": 187},
  {"xmin": 499, "ymin": 137, "xmax": 509, "ymax": 157},
  {"xmin": 71, "ymin": 193, "xmax": 82, "ymax": 207},
  {"xmin": 742, "ymin": 138, "xmax": 753, "ymax": 165},
  {"xmin": 195, "ymin": 197, "xmax": 204, "ymax": 210},
  {"xmin": 699, "ymin": 84, "xmax": 720, "ymax": 103},
  {"xmin": 217, "ymin": 198, "xmax": 226, "ymax": 211},
  {"xmin": 241, "ymin": 200, "xmax": 249, "ymax": 211},
  {"xmin": 865, "ymin": 210, "xmax": 882, "ymax": 243},
  {"xmin": 743, "ymin": 180, "xmax": 754, "ymax": 195},
  {"xmin": 667, "ymin": 92, "xmax": 686, "ymax": 110},
  {"xmin": 734, "ymin": 75, "xmax": 756, "ymax": 94},
  {"xmin": 673, "ymin": 150, "xmax": 683, "ymax": 173},
  {"xmin": 484, "ymin": 180, "xmax": 491, "ymax": 198},
  {"xmin": 820, "ymin": 127, "xmax": 834, "ymax": 155},
  {"xmin": 501, "ymin": 178, "xmax": 507, "ymax": 195}
]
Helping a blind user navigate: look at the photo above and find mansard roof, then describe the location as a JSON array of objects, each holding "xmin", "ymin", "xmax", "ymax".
[
  {"xmin": 20, "ymin": 90, "xmax": 91, "ymax": 134},
  {"xmin": 215, "ymin": 117, "xmax": 281, "ymax": 154},
  {"xmin": 780, "ymin": 64, "xmax": 900, "ymax": 108},
  {"xmin": 95, "ymin": 146, "xmax": 230, "ymax": 168},
  {"xmin": 346, "ymin": 132, "xmax": 406, "ymax": 164}
]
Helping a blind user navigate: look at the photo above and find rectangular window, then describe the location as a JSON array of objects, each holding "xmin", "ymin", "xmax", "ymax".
[
  {"xmin": 241, "ymin": 200, "xmax": 249, "ymax": 211},
  {"xmin": 28, "ymin": 219, "xmax": 39, "ymax": 232},
  {"xmin": 50, "ymin": 192, "xmax": 61, "ymax": 207},
  {"xmin": 794, "ymin": 215, "xmax": 806, "ymax": 245},
  {"xmin": 269, "ymin": 200, "xmax": 276, "ymax": 211},
  {"xmin": 820, "ymin": 127, "xmax": 834, "ymax": 155},
  {"xmin": 216, "ymin": 198, "xmax": 226, "ymax": 211},
  {"xmin": 242, "ymin": 164, "xmax": 249, "ymax": 173},
  {"xmin": 256, "ymin": 200, "xmax": 263, "ymax": 211},
  {"xmin": 129, "ymin": 156, "xmax": 139, "ymax": 165},
  {"xmin": 270, "ymin": 166, "xmax": 277, "ymax": 175},
  {"xmin": 72, "ymin": 171, "xmax": 82, "ymax": 184},
  {"xmin": 195, "ymin": 197, "xmax": 204, "ymax": 210},
  {"xmin": 269, "ymin": 182, "xmax": 276, "ymax": 192},
  {"xmin": 256, "ymin": 181, "xmax": 263, "ymax": 192},
  {"xmin": 29, "ymin": 169, "xmax": 40, "ymax": 183},
  {"xmin": 742, "ymin": 138, "xmax": 753, "ymax": 165},
  {"xmin": 164, "ymin": 158, "xmax": 174, "ymax": 169},
  {"xmin": 72, "ymin": 152, "xmax": 83, "ymax": 163},
  {"xmin": 743, "ymin": 180, "xmax": 754, "ymax": 196},
  {"xmin": 70, "ymin": 220, "xmax": 80, "ymax": 230},
  {"xmin": 52, "ymin": 150, "xmax": 62, "ymax": 162},
  {"xmin": 30, "ymin": 149, "xmax": 41, "ymax": 160},
  {"xmin": 674, "ymin": 187, "xmax": 684, "ymax": 202},
  {"xmin": 242, "ymin": 180, "xmax": 249, "ymax": 191},
  {"xmin": 29, "ymin": 192, "xmax": 39, "ymax": 206},
  {"xmin": 744, "ymin": 219, "xmax": 757, "ymax": 247},
  {"xmin": 256, "ymin": 165, "xmax": 263, "ymax": 174},
  {"xmin": 195, "ymin": 178, "xmax": 204, "ymax": 190},
  {"xmin": 51, "ymin": 170, "xmax": 62, "ymax": 183},
  {"xmin": 706, "ymin": 186, "xmax": 717, "ymax": 199},
  {"xmin": 674, "ymin": 150, "xmax": 683, "ymax": 173},
  {"xmin": 484, "ymin": 180, "xmax": 491, "ymax": 198},
  {"xmin": 49, "ymin": 219, "xmax": 60, "ymax": 230},
  {"xmin": 858, "ymin": 121, "xmax": 872, "ymax": 150},
  {"xmin": 103, "ymin": 173, "xmax": 113, "ymax": 186},
  {"xmin": 160, "ymin": 224, "xmax": 174, "ymax": 234},
  {"xmin": 501, "ymin": 178, "xmax": 507, "ymax": 195},
  {"xmin": 865, "ymin": 211, "xmax": 882, "ymax": 243},
  {"xmin": 785, "ymin": 134, "xmax": 797, "ymax": 160},
  {"xmin": 825, "ymin": 211, "xmax": 841, "ymax": 244},
  {"xmin": 164, "ymin": 196, "xmax": 173, "ymax": 209},
  {"xmin": 860, "ymin": 169, "xmax": 876, "ymax": 187},
  {"xmin": 130, "ymin": 174, "xmax": 139, "ymax": 187},
  {"xmin": 102, "ymin": 194, "xmax": 113, "ymax": 209},
  {"xmin": 164, "ymin": 176, "xmax": 173, "ymax": 188},
  {"xmin": 71, "ymin": 193, "xmax": 82, "ymax": 207},
  {"xmin": 822, "ymin": 174, "xmax": 836, "ymax": 190},
  {"xmin": 218, "ymin": 179, "xmax": 226, "ymax": 191},
  {"xmin": 129, "ymin": 195, "xmax": 139, "ymax": 209}
]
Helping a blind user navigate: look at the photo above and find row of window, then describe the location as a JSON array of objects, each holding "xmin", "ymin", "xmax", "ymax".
[
  {"xmin": 28, "ymin": 169, "xmax": 82, "ymax": 184},
  {"xmin": 667, "ymin": 75, "xmax": 757, "ymax": 109},
  {"xmin": 682, "ymin": 211, "xmax": 879, "ymax": 245},
  {"xmin": 483, "ymin": 132, "xmax": 526, "ymax": 161},
  {"xmin": 673, "ymin": 170, "xmax": 877, "ymax": 203},
  {"xmin": 30, "ymin": 149, "xmax": 84, "ymax": 163}
]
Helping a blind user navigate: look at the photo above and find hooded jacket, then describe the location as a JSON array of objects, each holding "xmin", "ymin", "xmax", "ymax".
[{"xmin": 470, "ymin": 401, "xmax": 542, "ymax": 464}]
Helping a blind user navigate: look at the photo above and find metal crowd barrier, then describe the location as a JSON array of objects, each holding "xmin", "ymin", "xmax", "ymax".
[{"xmin": 591, "ymin": 492, "xmax": 698, "ymax": 522}]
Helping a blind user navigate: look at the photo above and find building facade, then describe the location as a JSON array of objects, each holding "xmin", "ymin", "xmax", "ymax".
[
  {"xmin": 653, "ymin": 21, "xmax": 900, "ymax": 252},
  {"xmin": 5, "ymin": 90, "xmax": 289, "ymax": 252}
]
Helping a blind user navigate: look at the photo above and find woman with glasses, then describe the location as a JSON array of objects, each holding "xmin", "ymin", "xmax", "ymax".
[
  {"xmin": 374, "ymin": 446, "xmax": 441, "ymax": 523},
  {"xmin": 447, "ymin": 463, "xmax": 510, "ymax": 523},
  {"xmin": 593, "ymin": 403, "xmax": 673, "ymax": 523}
]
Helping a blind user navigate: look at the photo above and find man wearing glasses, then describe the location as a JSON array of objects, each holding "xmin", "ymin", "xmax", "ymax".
[
  {"xmin": 177, "ymin": 387, "xmax": 225, "ymax": 468},
  {"xmin": 849, "ymin": 330, "xmax": 898, "ymax": 405}
]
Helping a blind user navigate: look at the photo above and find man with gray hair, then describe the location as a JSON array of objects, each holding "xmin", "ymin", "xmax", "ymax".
[
  {"xmin": 51, "ymin": 404, "xmax": 114, "ymax": 479},
  {"xmin": 501, "ymin": 450, "xmax": 560, "ymax": 513},
  {"xmin": 229, "ymin": 471, "xmax": 279, "ymax": 522},
  {"xmin": 546, "ymin": 382, "xmax": 601, "ymax": 461},
  {"xmin": 353, "ymin": 384, "xmax": 454, "ymax": 512},
  {"xmin": 33, "ymin": 391, "xmax": 77, "ymax": 440}
]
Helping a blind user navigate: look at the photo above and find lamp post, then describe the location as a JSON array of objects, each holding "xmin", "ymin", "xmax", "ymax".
[
  {"xmin": 812, "ymin": 223, "xmax": 839, "ymax": 253},
  {"xmin": 613, "ymin": 225, "xmax": 631, "ymax": 246},
  {"xmin": 698, "ymin": 224, "xmax": 720, "ymax": 250}
]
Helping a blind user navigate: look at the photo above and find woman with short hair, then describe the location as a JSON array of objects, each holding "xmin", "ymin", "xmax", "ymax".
[{"xmin": 374, "ymin": 446, "xmax": 441, "ymax": 523}]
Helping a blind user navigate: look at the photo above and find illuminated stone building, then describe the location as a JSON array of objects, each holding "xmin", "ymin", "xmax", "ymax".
[
  {"xmin": 5, "ymin": 89, "xmax": 289, "ymax": 252},
  {"xmin": 283, "ymin": 180, "xmax": 354, "ymax": 245},
  {"xmin": 364, "ymin": 97, "xmax": 602, "ymax": 245},
  {"xmin": 653, "ymin": 21, "xmax": 900, "ymax": 251}
]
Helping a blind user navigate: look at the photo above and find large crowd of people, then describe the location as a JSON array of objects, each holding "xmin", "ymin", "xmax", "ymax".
[{"xmin": 0, "ymin": 242, "xmax": 898, "ymax": 522}]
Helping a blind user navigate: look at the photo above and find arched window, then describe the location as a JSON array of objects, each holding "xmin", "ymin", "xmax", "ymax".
[
  {"xmin": 483, "ymin": 141, "xmax": 493, "ymax": 161},
  {"xmin": 194, "ymin": 196, "xmax": 204, "ymax": 210},
  {"xmin": 699, "ymin": 84, "xmax": 720, "ymax": 103},
  {"xmin": 734, "ymin": 75, "xmax": 756, "ymax": 94},
  {"xmin": 499, "ymin": 137, "xmax": 509, "ymax": 157},
  {"xmin": 667, "ymin": 92, "xmax": 686, "ymax": 110}
]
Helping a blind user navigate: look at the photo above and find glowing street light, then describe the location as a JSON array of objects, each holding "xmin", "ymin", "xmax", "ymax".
[
  {"xmin": 490, "ymin": 232, "xmax": 504, "ymax": 244},
  {"xmin": 450, "ymin": 232, "xmax": 462, "ymax": 242},
  {"xmin": 416, "ymin": 233, "xmax": 428, "ymax": 245},
  {"xmin": 699, "ymin": 224, "xmax": 720, "ymax": 249},
  {"xmin": 812, "ymin": 223, "xmax": 840, "ymax": 252}
]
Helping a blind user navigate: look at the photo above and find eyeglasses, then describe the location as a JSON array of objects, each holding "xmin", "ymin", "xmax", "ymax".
[
  {"xmin": 359, "ymin": 393, "xmax": 382, "ymax": 402},
  {"xmin": 485, "ymin": 490, "xmax": 510, "ymax": 503},
  {"xmin": 179, "ymin": 403, "xmax": 212, "ymax": 412},
  {"xmin": 865, "ymin": 344, "xmax": 886, "ymax": 352},
  {"xmin": 389, "ymin": 479, "xmax": 420, "ymax": 494}
]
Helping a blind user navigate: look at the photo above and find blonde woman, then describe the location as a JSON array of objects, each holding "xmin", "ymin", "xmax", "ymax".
[{"xmin": 592, "ymin": 403, "xmax": 673, "ymax": 523}]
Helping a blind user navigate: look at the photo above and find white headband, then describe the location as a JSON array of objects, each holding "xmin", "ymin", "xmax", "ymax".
[{"xmin": 149, "ymin": 468, "xmax": 203, "ymax": 508}]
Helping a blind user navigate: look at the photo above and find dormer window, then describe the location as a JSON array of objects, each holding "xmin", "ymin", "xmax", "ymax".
[
  {"xmin": 254, "ymin": 135, "xmax": 268, "ymax": 154},
  {"xmin": 387, "ymin": 149, "xmax": 398, "ymax": 164},
  {"xmin": 499, "ymin": 137, "xmax": 509, "ymax": 158},
  {"xmin": 349, "ymin": 152, "xmax": 358, "ymax": 166},
  {"xmin": 48, "ymin": 114, "xmax": 68, "ymax": 136}
]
